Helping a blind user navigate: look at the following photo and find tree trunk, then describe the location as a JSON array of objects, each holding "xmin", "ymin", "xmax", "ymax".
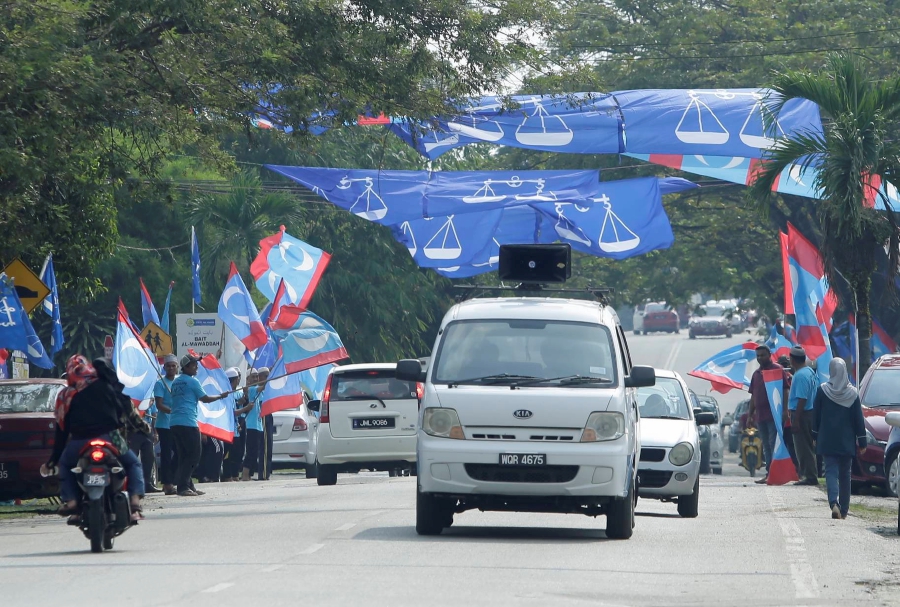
[{"xmin": 856, "ymin": 282, "xmax": 873, "ymax": 376}]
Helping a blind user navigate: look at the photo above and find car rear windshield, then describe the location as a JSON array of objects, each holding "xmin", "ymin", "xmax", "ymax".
[
  {"xmin": 432, "ymin": 319, "xmax": 617, "ymax": 386},
  {"xmin": 861, "ymin": 369, "xmax": 900, "ymax": 407},
  {"xmin": 637, "ymin": 378, "xmax": 690, "ymax": 419},
  {"xmin": 332, "ymin": 371, "xmax": 417, "ymax": 401},
  {"xmin": 0, "ymin": 383, "xmax": 63, "ymax": 413},
  {"xmin": 645, "ymin": 303, "xmax": 667, "ymax": 313}
]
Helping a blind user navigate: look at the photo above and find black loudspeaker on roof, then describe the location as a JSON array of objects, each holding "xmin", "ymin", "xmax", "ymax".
[{"xmin": 498, "ymin": 244, "xmax": 571, "ymax": 284}]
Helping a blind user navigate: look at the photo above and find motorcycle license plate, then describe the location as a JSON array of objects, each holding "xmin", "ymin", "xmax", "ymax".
[{"xmin": 84, "ymin": 473, "xmax": 108, "ymax": 487}]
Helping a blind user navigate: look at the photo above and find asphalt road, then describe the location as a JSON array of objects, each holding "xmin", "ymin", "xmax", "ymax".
[{"xmin": 3, "ymin": 331, "xmax": 900, "ymax": 606}]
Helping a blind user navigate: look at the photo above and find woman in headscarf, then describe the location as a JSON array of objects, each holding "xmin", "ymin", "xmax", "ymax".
[
  {"xmin": 812, "ymin": 358, "xmax": 867, "ymax": 520},
  {"xmin": 42, "ymin": 355, "xmax": 147, "ymax": 518}
]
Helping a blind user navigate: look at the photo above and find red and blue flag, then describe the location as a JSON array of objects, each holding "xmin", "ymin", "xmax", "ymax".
[
  {"xmin": 113, "ymin": 299, "xmax": 158, "ymax": 402},
  {"xmin": 785, "ymin": 224, "xmax": 837, "ymax": 359},
  {"xmin": 218, "ymin": 262, "xmax": 268, "ymax": 351},
  {"xmin": 139, "ymin": 278, "xmax": 160, "ymax": 328},
  {"xmin": 298, "ymin": 363, "xmax": 337, "ymax": 400},
  {"xmin": 276, "ymin": 311, "xmax": 349, "ymax": 373},
  {"xmin": 193, "ymin": 353, "xmax": 235, "ymax": 442},
  {"xmin": 250, "ymin": 226, "xmax": 331, "ymax": 309},
  {"xmin": 688, "ymin": 342, "xmax": 757, "ymax": 393},
  {"xmin": 765, "ymin": 324, "xmax": 793, "ymax": 360},
  {"xmin": 762, "ymin": 367, "xmax": 799, "ymax": 485},
  {"xmin": 260, "ymin": 357, "xmax": 303, "ymax": 417}
]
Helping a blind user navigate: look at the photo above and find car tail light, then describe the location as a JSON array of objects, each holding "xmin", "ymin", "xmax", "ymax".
[
  {"xmin": 416, "ymin": 382, "xmax": 424, "ymax": 408},
  {"xmin": 90, "ymin": 449, "xmax": 105, "ymax": 462},
  {"xmin": 292, "ymin": 418, "xmax": 308, "ymax": 432},
  {"xmin": 44, "ymin": 432, "xmax": 55, "ymax": 448},
  {"xmin": 321, "ymin": 375, "xmax": 333, "ymax": 423}
]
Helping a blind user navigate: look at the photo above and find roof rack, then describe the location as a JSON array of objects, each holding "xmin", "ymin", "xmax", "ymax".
[{"xmin": 452, "ymin": 284, "xmax": 614, "ymax": 305}]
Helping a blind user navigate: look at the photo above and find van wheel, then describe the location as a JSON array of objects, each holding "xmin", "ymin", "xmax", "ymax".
[
  {"xmin": 416, "ymin": 486, "xmax": 447, "ymax": 536},
  {"xmin": 678, "ymin": 476, "xmax": 700, "ymax": 518},
  {"xmin": 606, "ymin": 480, "xmax": 634, "ymax": 539},
  {"xmin": 316, "ymin": 464, "xmax": 337, "ymax": 486}
]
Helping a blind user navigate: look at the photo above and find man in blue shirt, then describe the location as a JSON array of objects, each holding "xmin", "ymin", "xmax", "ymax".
[
  {"xmin": 241, "ymin": 369, "xmax": 264, "ymax": 482},
  {"xmin": 154, "ymin": 354, "xmax": 178, "ymax": 495},
  {"xmin": 170, "ymin": 354, "xmax": 229, "ymax": 496},
  {"xmin": 789, "ymin": 346, "xmax": 819, "ymax": 485}
]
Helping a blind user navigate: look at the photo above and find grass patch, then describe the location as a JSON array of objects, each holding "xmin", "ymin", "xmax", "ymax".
[
  {"xmin": 0, "ymin": 498, "xmax": 58, "ymax": 520},
  {"xmin": 850, "ymin": 503, "xmax": 897, "ymax": 521}
]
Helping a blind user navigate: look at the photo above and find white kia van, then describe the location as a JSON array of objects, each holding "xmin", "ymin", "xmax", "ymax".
[{"xmin": 396, "ymin": 296, "xmax": 654, "ymax": 539}]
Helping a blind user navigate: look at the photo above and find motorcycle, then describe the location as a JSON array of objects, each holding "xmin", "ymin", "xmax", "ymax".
[
  {"xmin": 740, "ymin": 427, "xmax": 765, "ymax": 477},
  {"xmin": 68, "ymin": 438, "xmax": 136, "ymax": 552}
]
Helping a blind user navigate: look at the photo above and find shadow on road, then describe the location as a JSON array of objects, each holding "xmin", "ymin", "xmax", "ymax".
[
  {"xmin": 352, "ymin": 525, "xmax": 609, "ymax": 543},
  {"xmin": 635, "ymin": 511, "xmax": 680, "ymax": 519}
]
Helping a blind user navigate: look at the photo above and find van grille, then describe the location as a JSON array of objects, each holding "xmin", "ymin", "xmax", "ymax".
[
  {"xmin": 638, "ymin": 469, "xmax": 673, "ymax": 488},
  {"xmin": 471, "ymin": 434, "xmax": 517, "ymax": 440},
  {"xmin": 639, "ymin": 448, "xmax": 666, "ymax": 462},
  {"xmin": 467, "ymin": 430, "xmax": 578, "ymax": 442},
  {"xmin": 464, "ymin": 464, "xmax": 579, "ymax": 484}
]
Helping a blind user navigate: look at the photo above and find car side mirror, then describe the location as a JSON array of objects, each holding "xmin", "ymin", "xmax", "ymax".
[
  {"xmin": 886, "ymin": 412, "xmax": 900, "ymax": 428},
  {"xmin": 695, "ymin": 412, "xmax": 716, "ymax": 426},
  {"xmin": 396, "ymin": 359, "xmax": 426, "ymax": 382},
  {"xmin": 624, "ymin": 365, "xmax": 655, "ymax": 388},
  {"xmin": 722, "ymin": 414, "xmax": 734, "ymax": 426},
  {"xmin": 307, "ymin": 400, "xmax": 320, "ymax": 413}
]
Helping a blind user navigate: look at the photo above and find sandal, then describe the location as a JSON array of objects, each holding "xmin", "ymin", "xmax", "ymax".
[
  {"xmin": 177, "ymin": 489, "xmax": 199, "ymax": 497},
  {"xmin": 131, "ymin": 504, "xmax": 144, "ymax": 521},
  {"xmin": 57, "ymin": 503, "xmax": 80, "ymax": 516}
]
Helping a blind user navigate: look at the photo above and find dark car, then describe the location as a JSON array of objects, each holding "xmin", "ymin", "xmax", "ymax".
[
  {"xmin": 688, "ymin": 304, "xmax": 733, "ymax": 339},
  {"xmin": 0, "ymin": 379, "xmax": 66, "ymax": 501},
  {"xmin": 641, "ymin": 303, "xmax": 680, "ymax": 335},
  {"xmin": 692, "ymin": 392, "xmax": 724, "ymax": 474},
  {"xmin": 728, "ymin": 399, "xmax": 750, "ymax": 453},
  {"xmin": 860, "ymin": 355, "xmax": 900, "ymax": 497}
]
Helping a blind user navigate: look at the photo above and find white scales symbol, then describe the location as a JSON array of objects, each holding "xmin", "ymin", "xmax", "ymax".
[
  {"xmin": 676, "ymin": 90, "xmax": 787, "ymax": 149},
  {"xmin": 516, "ymin": 97, "xmax": 574, "ymax": 147},
  {"xmin": 447, "ymin": 100, "xmax": 505, "ymax": 142},
  {"xmin": 553, "ymin": 194, "xmax": 641, "ymax": 253},
  {"xmin": 462, "ymin": 176, "xmax": 558, "ymax": 204},
  {"xmin": 398, "ymin": 218, "xmax": 463, "ymax": 260},
  {"xmin": 446, "ymin": 97, "xmax": 577, "ymax": 147},
  {"xmin": 336, "ymin": 176, "xmax": 388, "ymax": 221},
  {"xmin": 0, "ymin": 296, "xmax": 18, "ymax": 328}
]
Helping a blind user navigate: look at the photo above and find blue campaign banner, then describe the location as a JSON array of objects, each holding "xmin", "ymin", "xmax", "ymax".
[
  {"xmin": 390, "ymin": 209, "xmax": 505, "ymax": 268},
  {"xmin": 388, "ymin": 93, "xmax": 624, "ymax": 160},
  {"xmin": 613, "ymin": 89, "xmax": 822, "ymax": 158}
]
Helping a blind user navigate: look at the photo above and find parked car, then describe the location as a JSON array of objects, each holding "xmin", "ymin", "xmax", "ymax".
[
  {"xmin": 708, "ymin": 299, "xmax": 745, "ymax": 333},
  {"xmin": 634, "ymin": 302, "xmax": 679, "ymax": 335},
  {"xmin": 694, "ymin": 393, "xmax": 724, "ymax": 475},
  {"xmin": 637, "ymin": 371, "xmax": 715, "ymax": 517},
  {"xmin": 308, "ymin": 363, "xmax": 420, "ymax": 486},
  {"xmin": 0, "ymin": 379, "xmax": 66, "ymax": 501},
  {"xmin": 728, "ymin": 399, "xmax": 750, "ymax": 453},
  {"xmin": 857, "ymin": 354, "xmax": 900, "ymax": 497},
  {"xmin": 688, "ymin": 304, "xmax": 733, "ymax": 339},
  {"xmin": 272, "ymin": 391, "xmax": 320, "ymax": 478}
]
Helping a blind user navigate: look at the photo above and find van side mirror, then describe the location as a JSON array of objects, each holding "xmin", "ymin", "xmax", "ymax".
[
  {"xmin": 307, "ymin": 400, "xmax": 320, "ymax": 413},
  {"xmin": 695, "ymin": 412, "xmax": 716, "ymax": 425},
  {"xmin": 624, "ymin": 365, "xmax": 655, "ymax": 388},
  {"xmin": 396, "ymin": 359, "xmax": 426, "ymax": 382}
]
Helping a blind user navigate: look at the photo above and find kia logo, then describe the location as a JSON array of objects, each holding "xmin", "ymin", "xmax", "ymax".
[{"xmin": 513, "ymin": 409, "xmax": 533, "ymax": 419}]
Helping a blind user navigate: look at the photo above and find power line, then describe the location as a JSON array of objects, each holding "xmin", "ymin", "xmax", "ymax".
[{"xmin": 570, "ymin": 42, "xmax": 900, "ymax": 62}]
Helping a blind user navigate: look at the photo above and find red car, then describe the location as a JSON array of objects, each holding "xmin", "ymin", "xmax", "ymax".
[
  {"xmin": 855, "ymin": 355, "xmax": 900, "ymax": 496},
  {"xmin": 0, "ymin": 379, "xmax": 66, "ymax": 501},
  {"xmin": 639, "ymin": 303, "xmax": 680, "ymax": 334}
]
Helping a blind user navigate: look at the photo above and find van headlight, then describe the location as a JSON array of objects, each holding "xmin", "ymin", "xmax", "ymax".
[
  {"xmin": 669, "ymin": 442, "xmax": 694, "ymax": 466},
  {"xmin": 580, "ymin": 412, "xmax": 625, "ymax": 442},
  {"xmin": 422, "ymin": 408, "xmax": 464, "ymax": 439}
]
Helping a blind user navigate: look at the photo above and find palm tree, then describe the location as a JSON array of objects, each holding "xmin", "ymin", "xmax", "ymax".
[
  {"xmin": 750, "ymin": 53, "xmax": 900, "ymax": 373},
  {"xmin": 186, "ymin": 170, "xmax": 304, "ymax": 289}
]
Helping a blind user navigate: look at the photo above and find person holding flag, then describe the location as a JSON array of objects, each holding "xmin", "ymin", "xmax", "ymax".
[
  {"xmin": 241, "ymin": 369, "xmax": 265, "ymax": 482},
  {"xmin": 170, "ymin": 353, "xmax": 229, "ymax": 497},
  {"xmin": 747, "ymin": 344, "xmax": 790, "ymax": 484},
  {"xmin": 813, "ymin": 358, "xmax": 867, "ymax": 520},
  {"xmin": 154, "ymin": 354, "xmax": 179, "ymax": 495}
]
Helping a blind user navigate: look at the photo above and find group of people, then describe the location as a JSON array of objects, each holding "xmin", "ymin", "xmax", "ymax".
[
  {"xmin": 748, "ymin": 344, "xmax": 867, "ymax": 520},
  {"xmin": 141, "ymin": 354, "xmax": 276, "ymax": 496}
]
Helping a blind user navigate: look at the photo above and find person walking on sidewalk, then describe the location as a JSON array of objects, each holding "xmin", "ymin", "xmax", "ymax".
[
  {"xmin": 748, "ymin": 344, "xmax": 789, "ymax": 484},
  {"xmin": 813, "ymin": 358, "xmax": 867, "ymax": 520},
  {"xmin": 788, "ymin": 346, "xmax": 819, "ymax": 485}
]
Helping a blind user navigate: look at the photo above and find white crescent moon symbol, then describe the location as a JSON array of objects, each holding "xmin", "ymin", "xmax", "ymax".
[
  {"xmin": 789, "ymin": 164, "xmax": 806, "ymax": 186},
  {"xmin": 279, "ymin": 241, "xmax": 292, "ymax": 264},
  {"xmin": 118, "ymin": 368, "xmax": 148, "ymax": 389},
  {"xmin": 299, "ymin": 316, "xmax": 323, "ymax": 331},
  {"xmin": 285, "ymin": 282, "xmax": 298, "ymax": 303},
  {"xmin": 694, "ymin": 155, "xmax": 709, "ymax": 166},
  {"xmin": 292, "ymin": 330, "xmax": 330, "ymax": 352},
  {"xmin": 770, "ymin": 388, "xmax": 782, "ymax": 408},
  {"xmin": 267, "ymin": 271, "xmax": 280, "ymax": 294},
  {"xmin": 202, "ymin": 376, "xmax": 224, "ymax": 394},
  {"xmin": 295, "ymin": 248, "xmax": 314, "ymax": 272},
  {"xmin": 707, "ymin": 361, "xmax": 735, "ymax": 374},
  {"xmin": 223, "ymin": 285, "xmax": 243, "ymax": 309},
  {"xmin": 268, "ymin": 375, "xmax": 288, "ymax": 390},
  {"xmin": 199, "ymin": 402, "xmax": 227, "ymax": 419},
  {"xmin": 722, "ymin": 157, "xmax": 744, "ymax": 170}
]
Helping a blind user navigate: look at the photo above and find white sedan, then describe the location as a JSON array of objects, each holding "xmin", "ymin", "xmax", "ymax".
[
  {"xmin": 636, "ymin": 370, "xmax": 716, "ymax": 518},
  {"xmin": 272, "ymin": 394, "xmax": 320, "ymax": 478}
]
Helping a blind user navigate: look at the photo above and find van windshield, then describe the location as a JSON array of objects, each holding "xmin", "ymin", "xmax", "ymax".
[{"xmin": 431, "ymin": 319, "xmax": 617, "ymax": 386}]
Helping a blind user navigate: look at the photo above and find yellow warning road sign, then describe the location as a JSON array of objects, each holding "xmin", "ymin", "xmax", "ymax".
[
  {"xmin": 140, "ymin": 321, "xmax": 174, "ymax": 356},
  {"xmin": 2, "ymin": 258, "xmax": 50, "ymax": 314}
]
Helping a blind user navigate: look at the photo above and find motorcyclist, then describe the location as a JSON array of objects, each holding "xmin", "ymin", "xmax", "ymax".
[{"xmin": 41, "ymin": 355, "xmax": 150, "ymax": 520}]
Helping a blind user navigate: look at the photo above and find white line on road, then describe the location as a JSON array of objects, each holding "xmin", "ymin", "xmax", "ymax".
[
  {"xmin": 662, "ymin": 337, "xmax": 683, "ymax": 372},
  {"xmin": 765, "ymin": 487, "xmax": 820, "ymax": 599},
  {"xmin": 296, "ymin": 543, "xmax": 325, "ymax": 555},
  {"xmin": 335, "ymin": 522, "xmax": 356, "ymax": 531},
  {"xmin": 201, "ymin": 583, "xmax": 235, "ymax": 593},
  {"xmin": 259, "ymin": 564, "xmax": 285, "ymax": 573}
]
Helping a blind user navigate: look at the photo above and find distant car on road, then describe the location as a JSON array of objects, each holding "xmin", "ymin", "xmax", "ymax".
[
  {"xmin": 858, "ymin": 354, "xmax": 900, "ymax": 497},
  {"xmin": 694, "ymin": 393, "xmax": 724, "ymax": 475},
  {"xmin": 0, "ymin": 379, "xmax": 66, "ymax": 501},
  {"xmin": 688, "ymin": 304, "xmax": 733, "ymax": 339},
  {"xmin": 634, "ymin": 302, "xmax": 679, "ymax": 335}
]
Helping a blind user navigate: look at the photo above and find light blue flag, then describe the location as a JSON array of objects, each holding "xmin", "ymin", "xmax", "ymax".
[{"xmin": 39, "ymin": 254, "xmax": 64, "ymax": 356}]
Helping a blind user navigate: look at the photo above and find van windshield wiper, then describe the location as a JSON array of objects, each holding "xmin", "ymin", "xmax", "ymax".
[
  {"xmin": 512, "ymin": 375, "xmax": 611, "ymax": 388},
  {"xmin": 447, "ymin": 374, "xmax": 538, "ymax": 388}
]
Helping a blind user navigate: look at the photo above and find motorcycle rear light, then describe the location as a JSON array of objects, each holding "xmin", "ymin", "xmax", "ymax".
[
  {"xmin": 89, "ymin": 439, "xmax": 107, "ymax": 447},
  {"xmin": 90, "ymin": 449, "xmax": 105, "ymax": 462},
  {"xmin": 292, "ymin": 418, "xmax": 308, "ymax": 432},
  {"xmin": 321, "ymin": 374, "xmax": 333, "ymax": 423}
]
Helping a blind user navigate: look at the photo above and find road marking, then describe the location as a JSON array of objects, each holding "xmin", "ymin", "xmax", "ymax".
[
  {"xmin": 201, "ymin": 583, "xmax": 235, "ymax": 593},
  {"xmin": 335, "ymin": 522, "xmax": 356, "ymax": 531},
  {"xmin": 260, "ymin": 564, "xmax": 285, "ymax": 573},
  {"xmin": 296, "ymin": 543, "xmax": 325, "ymax": 555},
  {"xmin": 662, "ymin": 337, "xmax": 683, "ymax": 372},
  {"xmin": 765, "ymin": 487, "xmax": 820, "ymax": 599}
]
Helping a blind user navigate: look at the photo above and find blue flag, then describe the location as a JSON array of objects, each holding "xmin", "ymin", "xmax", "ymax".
[
  {"xmin": 139, "ymin": 278, "xmax": 160, "ymax": 328},
  {"xmin": 191, "ymin": 226, "xmax": 202, "ymax": 305},
  {"xmin": 113, "ymin": 301, "xmax": 158, "ymax": 402},
  {"xmin": 0, "ymin": 274, "xmax": 54, "ymax": 368},
  {"xmin": 39, "ymin": 254, "xmax": 64, "ymax": 356}
]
